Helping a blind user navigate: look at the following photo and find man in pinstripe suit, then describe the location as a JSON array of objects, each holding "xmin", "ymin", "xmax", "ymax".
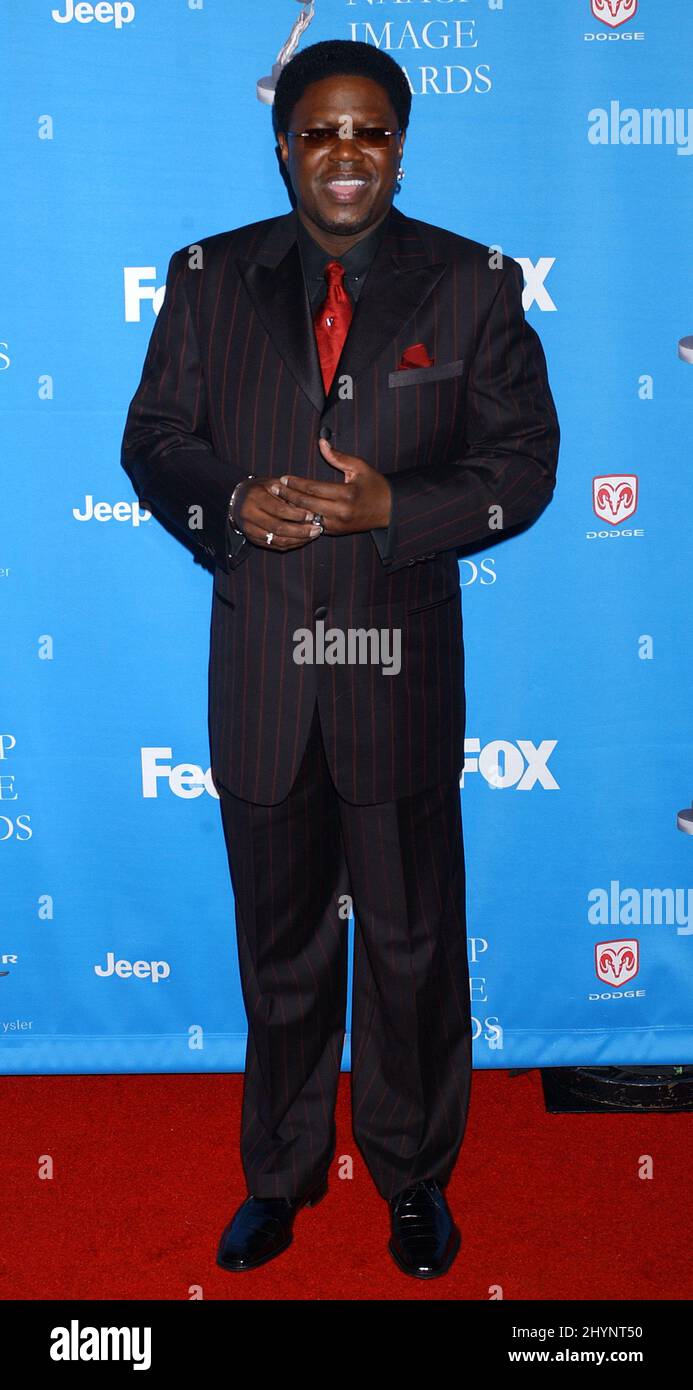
[{"xmin": 121, "ymin": 40, "xmax": 559, "ymax": 1279}]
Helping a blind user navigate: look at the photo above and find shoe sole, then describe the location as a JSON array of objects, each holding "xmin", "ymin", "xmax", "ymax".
[
  {"xmin": 216, "ymin": 1178, "xmax": 328, "ymax": 1273},
  {"xmin": 387, "ymin": 1225, "xmax": 461, "ymax": 1280}
]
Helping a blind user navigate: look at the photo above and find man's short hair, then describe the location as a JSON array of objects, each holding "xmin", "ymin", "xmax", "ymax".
[{"xmin": 272, "ymin": 39, "xmax": 412, "ymax": 137}]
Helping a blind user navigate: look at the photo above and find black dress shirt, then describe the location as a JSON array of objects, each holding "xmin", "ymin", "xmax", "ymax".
[
  {"xmin": 296, "ymin": 210, "xmax": 390, "ymax": 312},
  {"xmin": 297, "ymin": 210, "xmax": 395, "ymax": 561}
]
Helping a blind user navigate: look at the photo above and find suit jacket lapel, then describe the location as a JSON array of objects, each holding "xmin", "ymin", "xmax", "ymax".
[
  {"xmin": 236, "ymin": 206, "xmax": 447, "ymax": 419},
  {"xmin": 236, "ymin": 213, "xmax": 324, "ymax": 415}
]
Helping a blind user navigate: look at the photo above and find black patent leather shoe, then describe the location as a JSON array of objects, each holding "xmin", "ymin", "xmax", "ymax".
[
  {"xmin": 216, "ymin": 1175, "xmax": 328, "ymax": 1272},
  {"xmin": 388, "ymin": 1178, "xmax": 461, "ymax": 1279}
]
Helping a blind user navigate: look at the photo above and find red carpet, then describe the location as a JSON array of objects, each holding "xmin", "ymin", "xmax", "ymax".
[{"xmin": 1, "ymin": 1069, "xmax": 691, "ymax": 1301}]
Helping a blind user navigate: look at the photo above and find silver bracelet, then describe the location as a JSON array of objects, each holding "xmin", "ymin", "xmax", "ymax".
[{"xmin": 228, "ymin": 474, "xmax": 256, "ymax": 536}]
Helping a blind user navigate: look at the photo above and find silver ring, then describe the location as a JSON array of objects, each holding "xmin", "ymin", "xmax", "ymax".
[
  {"xmin": 265, "ymin": 531, "xmax": 274, "ymax": 546},
  {"xmin": 313, "ymin": 513, "xmax": 324, "ymax": 528}
]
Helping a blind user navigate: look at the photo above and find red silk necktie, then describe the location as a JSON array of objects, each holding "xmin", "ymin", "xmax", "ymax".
[{"xmin": 313, "ymin": 260, "xmax": 353, "ymax": 394}]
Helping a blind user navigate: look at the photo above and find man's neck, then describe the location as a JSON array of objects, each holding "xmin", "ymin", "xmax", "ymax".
[{"xmin": 296, "ymin": 206, "xmax": 391, "ymax": 257}]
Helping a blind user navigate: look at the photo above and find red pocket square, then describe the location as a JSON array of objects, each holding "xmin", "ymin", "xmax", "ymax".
[{"xmin": 398, "ymin": 343, "xmax": 435, "ymax": 370}]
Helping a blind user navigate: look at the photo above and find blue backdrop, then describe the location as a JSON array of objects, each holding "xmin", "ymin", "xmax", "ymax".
[{"xmin": 3, "ymin": 0, "xmax": 692, "ymax": 1074}]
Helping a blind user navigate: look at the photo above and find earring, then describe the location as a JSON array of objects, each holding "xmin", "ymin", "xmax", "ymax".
[{"xmin": 395, "ymin": 165, "xmax": 405, "ymax": 195}]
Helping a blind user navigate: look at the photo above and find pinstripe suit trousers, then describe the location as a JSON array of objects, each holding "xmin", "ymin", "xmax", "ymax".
[{"xmin": 218, "ymin": 701, "xmax": 473, "ymax": 1203}]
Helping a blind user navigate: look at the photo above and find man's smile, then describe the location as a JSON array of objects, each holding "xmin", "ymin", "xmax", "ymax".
[{"xmin": 323, "ymin": 176, "xmax": 370, "ymax": 203}]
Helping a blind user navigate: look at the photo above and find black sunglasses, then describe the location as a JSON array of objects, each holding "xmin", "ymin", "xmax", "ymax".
[{"xmin": 287, "ymin": 127, "xmax": 401, "ymax": 149}]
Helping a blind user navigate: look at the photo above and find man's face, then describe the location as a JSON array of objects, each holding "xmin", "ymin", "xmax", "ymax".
[{"xmin": 277, "ymin": 75, "xmax": 406, "ymax": 248}]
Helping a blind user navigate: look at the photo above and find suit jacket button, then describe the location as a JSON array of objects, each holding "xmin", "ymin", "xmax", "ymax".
[{"xmin": 314, "ymin": 604, "xmax": 328, "ymax": 619}]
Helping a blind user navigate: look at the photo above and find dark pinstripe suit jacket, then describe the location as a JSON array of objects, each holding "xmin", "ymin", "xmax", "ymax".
[{"xmin": 121, "ymin": 205, "xmax": 559, "ymax": 806}]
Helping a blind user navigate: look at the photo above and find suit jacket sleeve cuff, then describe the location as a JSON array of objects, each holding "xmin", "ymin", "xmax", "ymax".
[
  {"xmin": 370, "ymin": 510, "xmax": 396, "ymax": 564},
  {"xmin": 226, "ymin": 514, "xmax": 248, "ymax": 561}
]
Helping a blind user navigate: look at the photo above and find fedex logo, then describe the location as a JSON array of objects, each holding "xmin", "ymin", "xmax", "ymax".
[
  {"xmin": 124, "ymin": 268, "xmax": 166, "ymax": 322},
  {"xmin": 141, "ymin": 749, "xmax": 219, "ymax": 800}
]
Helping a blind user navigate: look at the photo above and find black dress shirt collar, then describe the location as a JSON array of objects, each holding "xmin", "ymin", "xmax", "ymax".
[{"xmin": 297, "ymin": 208, "xmax": 392, "ymax": 308}]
